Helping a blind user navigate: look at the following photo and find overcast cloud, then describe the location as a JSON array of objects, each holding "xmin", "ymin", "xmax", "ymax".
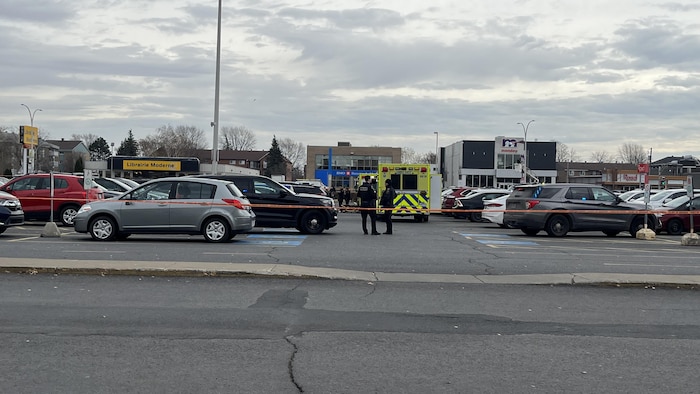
[{"xmin": 1, "ymin": 0, "xmax": 699, "ymax": 161}]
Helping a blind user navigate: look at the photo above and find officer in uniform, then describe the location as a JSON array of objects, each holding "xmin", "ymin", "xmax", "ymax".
[
  {"xmin": 357, "ymin": 175, "xmax": 380, "ymax": 235},
  {"xmin": 379, "ymin": 179, "xmax": 397, "ymax": 234}
]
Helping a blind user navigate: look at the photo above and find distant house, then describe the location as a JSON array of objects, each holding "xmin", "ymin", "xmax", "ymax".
[
  {"xmin": 46, "ymin": 139, "xmax": 90, "ymax": 172},
  {"xmin": 195, "ymin": 149, "xmax": 292, "ymax": 180}
]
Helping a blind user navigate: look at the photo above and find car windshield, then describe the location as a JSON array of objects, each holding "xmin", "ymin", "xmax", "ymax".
[{"xmin": 649, "ymin": 190, "xmax": 677, "ymax": 201}]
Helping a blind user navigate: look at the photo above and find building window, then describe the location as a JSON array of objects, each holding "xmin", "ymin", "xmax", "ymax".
[{"xmin": 496, "ymin": 153, "xmax": 519, "ymax": 169}]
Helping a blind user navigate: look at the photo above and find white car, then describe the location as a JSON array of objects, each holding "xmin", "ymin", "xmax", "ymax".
[
  {"xmin": 481, "ymin": 194, "xmax": 510, "ymax": 228},
  {"xmin": 647, "ymin": 189, "xmax": 699, "ymax": 209}
]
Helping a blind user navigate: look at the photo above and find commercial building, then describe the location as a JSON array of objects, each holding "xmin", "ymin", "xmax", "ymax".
[
  {"xmin": 306, "ymin": 142, "xmax": 402, "ymax": 188},
  {"xmin": 442, "ymin": 137, "xmax": 557, "ymax": 188}
]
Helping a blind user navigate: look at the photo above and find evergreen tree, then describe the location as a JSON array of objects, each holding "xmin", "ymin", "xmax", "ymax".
[
  {"xmin": 264, "ymin": 136, "xmax": 287, "ymax": 177},
  {"xmin": 89, "ymin": 137, "xmax": 112, "ymax": 160},
  {"xmin": 117, "ymin": 129, "xmax": 139, "ymax": 156},
  {"xmin": 74, "ymin": 157, "xmax": 84, "ymax": 173}
]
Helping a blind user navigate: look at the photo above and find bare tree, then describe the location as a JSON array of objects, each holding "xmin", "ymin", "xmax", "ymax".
[
  {"xmin": 556, "ymin": 142, "xmax": 580, "ymax": 162},
  {"xmin": 277, "ymin": 137, "xmax": 305, "ymax": 178},
  {"xmin": 139, "ymin": 124, "xmax": 207, "ymax": 157},
  {"xmin": 617, "ymin": 143, "xmax": 647, "ymax": 164},
  {"xmin": 0, "ymin": 127, "xmax": 22, "ymax": 175},
  {"xmin": 590, "ymin": 150, "xmax": 614, "ymax": 163},
  {"xmin": 71, "ymin": 133, "xmax": 100, "ymax": 148},
  {"xmin": 220, "ymin": 126, "xmax": 256, "ymax": 150}
]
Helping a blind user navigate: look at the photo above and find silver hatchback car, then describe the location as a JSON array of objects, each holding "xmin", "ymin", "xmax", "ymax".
[{"xmin": 74, "ymin": 177, "xmax": 255, "ymax": 242}]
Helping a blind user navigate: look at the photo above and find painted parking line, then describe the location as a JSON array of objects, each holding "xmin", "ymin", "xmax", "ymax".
[
  {"xmin": 476, "ymin": 239, "xmax": 539, "ymax": 245},
  {"xmin": 237, "ymin": 234, "xmax": 307, "ymax": 246},
  {"xmin": 460, "ymin": 233, "xmax": 539, "ymax": 246}
]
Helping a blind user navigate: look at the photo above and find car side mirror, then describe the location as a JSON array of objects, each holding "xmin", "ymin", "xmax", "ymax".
[{"xmin": 279, "ymin": 189, "xmax": 289, "ymax": 197}]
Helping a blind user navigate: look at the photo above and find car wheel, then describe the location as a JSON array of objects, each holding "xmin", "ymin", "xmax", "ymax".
[
  {"xmin": 469, "ymin": 212, "xmax": 482, "ymax": 222},
  {"xmin": 603, "ymin": 231, "xmax": 619, "ymax": 237},
  {"xmin": 202, "ymin": 217, "xmax": 231, "ymax": 242},
  {"xmin": 89, "ymin": 216, "xmax": 117, "ymax": 241},
  {"xmin": 60, "ymin": 204, "xmax": 80, "ymax": 226},
  {"xmin": 299, "ymin": 210, "xmax": 326, "ymax": 234},
  {"xmin": 629, "ymin": 216, "xmax": 655, "ymax": 238},
  {"xmin": 521, "ymin": 228, "xmax": 539, "ymax": 236},
  {"xmin": 545, "ymin": 214, "xmax": 570, "ymax": 237},
  {"xmin": 666, "ymin": 218, "xmax": 684, "ymax": 235}
]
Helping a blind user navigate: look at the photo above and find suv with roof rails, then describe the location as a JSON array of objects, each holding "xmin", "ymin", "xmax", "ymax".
[
  {"xmin": 503, "ymin": 183, "xmax": 658, "ymax": 237},
  {"xmin": 192, "ymin": 174, "xmax": 338, "ymax": 234}
]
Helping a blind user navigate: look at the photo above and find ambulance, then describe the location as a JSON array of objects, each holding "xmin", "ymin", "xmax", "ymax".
[{"xmin": 376, "ymin": 163, "xmax": 431, "ymax": 222}]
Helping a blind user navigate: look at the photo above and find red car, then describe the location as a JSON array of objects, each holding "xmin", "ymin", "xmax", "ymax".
[
  {"xmin": 657, "ymin": 196, "xmax": 700, "ymax": 235},
  {"xmin": 0, "ymin": 173, "xmax": 103, "ymax": 225},
  {"xmin": 441, "ymin": 187, "xmax": 476, "ymax": 215}
]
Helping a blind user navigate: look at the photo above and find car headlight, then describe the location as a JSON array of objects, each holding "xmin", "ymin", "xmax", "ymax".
[
  {"xmin": 1, "ymin": 199, "xmax": 20, "ymax": 208},
  {"xmin": 321, "ymin": 198, "xmax": 335, "ymax": 207},
  {"xmin": 77, "ymin": 205, "xmax": 92, "ymax": 214}
]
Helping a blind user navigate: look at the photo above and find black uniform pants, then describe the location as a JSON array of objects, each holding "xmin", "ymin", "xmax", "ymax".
[
  {"xmin": 361, "ymin": 206, "xmax": 377, "ymax": 233},
  {"xmin": 382, "ymin": 208, "xmax": 393, "ymax": 234}
]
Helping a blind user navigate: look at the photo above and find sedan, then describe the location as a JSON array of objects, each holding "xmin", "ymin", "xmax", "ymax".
[
  {"xmin": 657, "ymin": 196, "xmax": 700, "ymax": 235},
  {"xmin": 73, "ymin": 177, "xmax": 255, "ymax": 242},
  {"xmin": 481, "ymin": 194, "xmax": 511, "ymax": 228},
  {"xmin": 453, "ymin": 189, "xmax": 510, "ymax": 221}
]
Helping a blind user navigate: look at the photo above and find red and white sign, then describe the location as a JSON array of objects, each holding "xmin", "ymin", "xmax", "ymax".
[{"xmin": 637, "ymin": 163, "xmax": 649, "ymax": 173}]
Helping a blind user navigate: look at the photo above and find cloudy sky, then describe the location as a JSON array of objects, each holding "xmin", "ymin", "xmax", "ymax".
[{"xmin": 2, "ymin": 0, "xmax": 700, "ymax": 161}]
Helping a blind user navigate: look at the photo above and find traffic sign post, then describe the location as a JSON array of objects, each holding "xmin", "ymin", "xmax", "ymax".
[{"xmin": 687, "ymin": 176, "xmax": 694, "ymax": 234}]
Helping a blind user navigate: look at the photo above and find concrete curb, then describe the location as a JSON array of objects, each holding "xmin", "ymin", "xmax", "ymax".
[{"xmin": 1, "ymin": 258, "xmax": 699, "ymax": 288}]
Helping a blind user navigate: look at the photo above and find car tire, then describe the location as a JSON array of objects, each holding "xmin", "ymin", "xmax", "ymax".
[
  {"xmin": 89, "ymin": 216, "xmax": 117, "ymax": 241},
  {"xmin": 299, "ymin": 210, "xmax": 326, "ymax": 234},
  {"xmin": 629, "ymin": 216, "xmax": 655, "ymax": 238},
  {"xmin": 60, "ymin": 204, "xmax": 80, "ymax": 226},
  {"xmin": 469, "ymin": 212, "xmax": 482, "ymax": 222},
  {"xmin": 545, "ymin": 214, "xmax": 570, "ymax": 237},
  {"xmin": 666, "ymin": 218, "xmax": 684, "ymax": 235},
  {"xmin": 521, "ymin": 228, "xmax": 539, "ymax": 236},
  {"xmin": 202, "ymin": 217, "xmax": 231, "ymax": 243}
]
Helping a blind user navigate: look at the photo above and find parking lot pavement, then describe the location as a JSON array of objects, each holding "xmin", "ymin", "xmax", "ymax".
[{"xmin": 1, "ymin": 216, "xmax": 700, "ymax": 288}]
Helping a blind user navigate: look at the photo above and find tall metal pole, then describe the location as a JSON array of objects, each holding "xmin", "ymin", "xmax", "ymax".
[
  {"xmin": 434, "ymin": 131, "xmax": 439, "ymax": 166},
  {"xmin": 20, "ymin": 104, "xmax": 42, "ymax": 175},
  {"xmin": 517, "ymin": 120, "xmax": 534, "ymax": 184},
  {"xmin": 211, "ymin": 0, "xmax": 222, "ymax": 174}
]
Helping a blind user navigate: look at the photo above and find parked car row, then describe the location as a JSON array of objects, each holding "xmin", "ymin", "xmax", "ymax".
[
  {"xmin": 449, "ymin": 184, "xmax": 700, "ymax": 238},
  {"xmin": 1, "ymin": 173, "xmax": 339, "ymax": 242}
]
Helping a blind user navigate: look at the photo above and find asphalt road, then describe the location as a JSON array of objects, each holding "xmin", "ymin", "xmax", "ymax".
[
  {"xmin": 2, "ymin": 274, "xmax": 699, "ymax": 393},
  {"xmin": 2, "ymin": 212, "xmax": 700, "ymax": 278}
]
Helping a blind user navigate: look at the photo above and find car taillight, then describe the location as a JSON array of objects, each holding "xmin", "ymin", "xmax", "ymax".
[
  {"xmin": 222, "ymin": 198, "xmax": 244, "ymax": 209},
  {"xmin": 485, "ymin": 202, "xmax": 503, "ymax": 208},
  {"xmin": 526, "ymin": 200, "xmax": 540, "ymax": 209}
]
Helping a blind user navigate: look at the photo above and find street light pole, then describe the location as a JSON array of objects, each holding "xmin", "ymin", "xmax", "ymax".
[
  {"xmin": 21, "ymin": 104, "xmax": 42, "ymax": 127},
  {"xmin": 434, "ymin": 131, "xmax": 439, "ymax": 166},
  {"xmin": 20, "ymin": 104, "xmax": 42, "ymax": 175},
  {"xmin": 517, "ymin": 120, "xmax": 534, "ymax": 184},
  {"xmin": 211, "ymin": 0, "xmax": 222, "ymax": 175}
]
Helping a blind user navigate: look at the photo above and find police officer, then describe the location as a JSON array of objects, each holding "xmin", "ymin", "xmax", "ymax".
[
  {"xmin": 357, "ymin": 175, "xmax": 379, "ymax": 235},
  {"xmin": 379, "ymin": 179, "xmax": 397, "ymax": 234}
]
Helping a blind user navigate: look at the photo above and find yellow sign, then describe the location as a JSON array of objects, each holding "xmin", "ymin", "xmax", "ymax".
[
  {"xmin": 20, "ymin": 125, "xmax": 39, "ymax": 147},
  {"xmin": 123, "ymin": 160, "xmax": 182, "ymax": 171}
]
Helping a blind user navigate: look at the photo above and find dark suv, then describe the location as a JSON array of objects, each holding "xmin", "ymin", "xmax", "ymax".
[
  {"xmin": 194, "ymin": 175, "xmax": 338, "ymax": 234},
  {"xmin": 503, "ymin": 184, "xmax": 657, "ymax": 237}
]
